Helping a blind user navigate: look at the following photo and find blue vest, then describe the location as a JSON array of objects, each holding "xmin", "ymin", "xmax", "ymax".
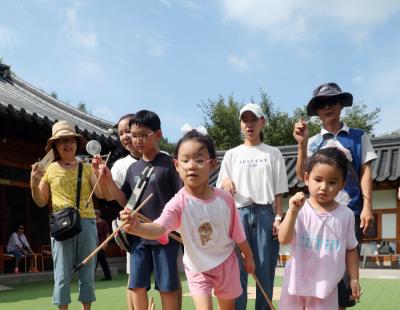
[{"xmin": 309, "ymin": 128, "xmax": 363, "ymax": 215}]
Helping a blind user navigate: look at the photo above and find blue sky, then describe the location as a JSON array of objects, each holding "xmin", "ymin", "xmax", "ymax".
[{"xmin": 1, "ymin": 0, "xmax": 399, "ymax": 142}]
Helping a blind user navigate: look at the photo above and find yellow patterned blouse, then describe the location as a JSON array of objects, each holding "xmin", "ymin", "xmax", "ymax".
[{"xmin": 42, "ymin": 162, "xmax": 95, "ymax": 219}]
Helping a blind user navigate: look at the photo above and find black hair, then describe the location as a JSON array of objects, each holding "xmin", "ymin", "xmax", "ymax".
[
  {"xmin": 114, "ymin": 113, "xmax": 135, "ymax": 129},
  {"xmin": 129, "ymin": 110, "xmax": 161, "ymax": 132},
  {"xmin": 306, "ymin": 147, "xmax": 349, "ymax": 180},
  {"xmin": 175, "ymin": 130, "xmax": 216, "ymax": 160}
]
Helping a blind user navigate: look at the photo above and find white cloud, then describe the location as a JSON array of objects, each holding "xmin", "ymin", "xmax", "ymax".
[
  {"xmin": 228, "ymin": 54, "xmax": 249, "ymax": 71},
  {"xmin": 0, "ymin": 26, "xmax": 17, "ymax": 49},
  {"xmin": 61, "ymin": 3, "xmax": 98, "ymax": 49},
  {"xmin": 220, "ymin": 0, "xmax": 400, "ymax": 43},
  {"xmin": 136, "ymin": 32, "xmax": 170, "ymax": 57}
]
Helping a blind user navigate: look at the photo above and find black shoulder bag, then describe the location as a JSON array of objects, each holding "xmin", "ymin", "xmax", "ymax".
[{"xmin": 49, "ymin": 162, "xmax": 83, "ymax": 241}]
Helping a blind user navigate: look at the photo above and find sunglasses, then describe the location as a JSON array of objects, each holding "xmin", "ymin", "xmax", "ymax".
[{"xmin": 316, "ymin": 97, "xmax": 339, "ymax": 110}]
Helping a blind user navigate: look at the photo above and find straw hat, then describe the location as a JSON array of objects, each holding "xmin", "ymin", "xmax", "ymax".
[{"xmin": 45, "ymin": 121, "xmax": 86, "ymax": 152}]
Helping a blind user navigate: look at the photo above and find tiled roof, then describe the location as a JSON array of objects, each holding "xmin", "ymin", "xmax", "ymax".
[
  {"xmin": 210, "ymin": 136, "xmax": 400, "ymax": 190},
  {"xmin": 0, "ymin": 65, "xmax": 114, "ymax": 140}
]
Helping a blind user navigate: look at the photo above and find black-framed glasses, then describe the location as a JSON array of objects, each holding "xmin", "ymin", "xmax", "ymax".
[{"xmin": 316, "ymin": 97, "xmax": 339, "ymax": 110}]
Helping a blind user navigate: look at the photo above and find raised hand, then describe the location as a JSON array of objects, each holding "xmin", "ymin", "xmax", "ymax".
[
  {"xmin": 289, "ymin": 192, "xmax": 306, "ymax": 212},
  {"xmin": 293, "ymin": 119, "xmax": 309, "ymax": 144},
  {"xmin": 30, "ymin": 162, "xmax": 45, "ymax": 187}
]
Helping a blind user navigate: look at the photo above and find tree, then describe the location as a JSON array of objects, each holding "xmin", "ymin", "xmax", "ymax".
[
  {"xmin": 341, "ymin": 102, "xmax": 380, "ymax": 135},
  {"xmin": 200, "ymin": 91, "xmax": 382, "ymax": 150},
  {"xmin": 160, "ymin": 137, "xmax": 176, "ymax": 155},
  {"xmin": 50, "ymin": 91, "xmax": 58, "ymax": 99},
  {"xmin": 198, "ymin": 96, "xmax": 242, "ymax": 150},
  {"xmin": 77, "ymin": 101, "xmax": 90, "ymax": 114}
]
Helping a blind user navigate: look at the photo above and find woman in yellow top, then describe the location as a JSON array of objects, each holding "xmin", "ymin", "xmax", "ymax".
[{"xmin": 30, "ymin": 120, "xmax": 104, "ymax": 310}]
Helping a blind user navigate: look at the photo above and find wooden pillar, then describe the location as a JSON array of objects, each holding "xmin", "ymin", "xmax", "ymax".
[{"xmin": 397, "ymin": 187, "xmax": 400, "ymax": 254}]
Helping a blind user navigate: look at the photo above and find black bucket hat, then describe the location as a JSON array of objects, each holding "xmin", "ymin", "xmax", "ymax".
[{"xmin": 307, "ymin": 82, "xmax": 353, "ymax": 116}]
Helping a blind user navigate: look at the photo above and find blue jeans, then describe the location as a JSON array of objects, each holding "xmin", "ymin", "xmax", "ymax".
[
  {"xmin": 51, "ymin": 218, "xmax": 97, "ymax": 305},
  {"xmin": 236, "ymin": 204, "xmax": 279, "ymax": 310}
]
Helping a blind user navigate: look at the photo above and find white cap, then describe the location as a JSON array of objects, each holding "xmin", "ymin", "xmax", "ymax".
[{"xmin": 239, "ymin": 103, "xmax": 265, "ymax": 119}]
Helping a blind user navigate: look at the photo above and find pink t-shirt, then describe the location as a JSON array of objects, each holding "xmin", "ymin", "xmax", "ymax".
[
  {"xmin": 285, "ymin": 200, "xmax": 358, "ymax": 299},
  {"xmin": 154, "ymin": 187, "xmax": 246, "ymax": 272}
]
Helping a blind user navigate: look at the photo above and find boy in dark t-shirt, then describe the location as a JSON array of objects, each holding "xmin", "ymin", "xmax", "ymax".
[{"xmin": 98, "ymin": 110, "xmax": 182, "ymax": 310}]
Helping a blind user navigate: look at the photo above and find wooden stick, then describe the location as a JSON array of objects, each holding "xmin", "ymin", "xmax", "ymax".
[
  {"xmin": 84, "ymin": 152, "xmax": 111, "ymax": 208},
  {"xmin": 251, "ymin": 272, "xmax": 276, "ymax": 310},
  {"xmin": 137, "ymin": 213, "xmax": 183, "ymax": 244},
  {"xmin": 67, "ymin": 154, "xmax": 108, "ymax": 165},
  {"xmin": 73, "ymin": 193, "xmax": 153, "ymax": 273},
  {"xmin": 237, "ymin": 248, "xmax": 276, "ymax": 310}
]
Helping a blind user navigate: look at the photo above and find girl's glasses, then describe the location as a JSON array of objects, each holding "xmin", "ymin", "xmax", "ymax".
[{"xmin": 176, "ymin": 158, "xmax": 213, "ymax": 169}]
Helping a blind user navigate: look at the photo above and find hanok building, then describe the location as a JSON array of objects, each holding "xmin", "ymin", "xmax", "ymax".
[{"xmin": 0, "ymin": 64, "xmax": 123, "ymax": 271}]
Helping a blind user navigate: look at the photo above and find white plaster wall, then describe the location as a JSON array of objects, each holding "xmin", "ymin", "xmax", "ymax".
[
  {"xmin": 382, "ymin": 213, "xmax": 397, "ymax": 239},
  {"xmin": 372, "ymin": 189, "xmax": 396, "ymax": 210}
]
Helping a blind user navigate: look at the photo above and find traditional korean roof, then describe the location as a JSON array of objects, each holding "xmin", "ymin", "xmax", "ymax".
[
  {"xmin": 210, "ymin": 136, "xmax": 400, "ymax": 191},
  {"xmin": 0, "ymin": 63, "xmax": 115, "ymax": 142}
]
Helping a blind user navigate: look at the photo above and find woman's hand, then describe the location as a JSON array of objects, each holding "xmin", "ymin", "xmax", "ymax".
[
  {"xmin": 293, "ymin": 119, "xmax": 309, "ymax": 145},
  {"xmin": 221, "ymin": 177, "xmax": 236, "ymax": 195},
  {"xmin": 30, "ymin": 162, "xmax": 44, "ymax": 187}
]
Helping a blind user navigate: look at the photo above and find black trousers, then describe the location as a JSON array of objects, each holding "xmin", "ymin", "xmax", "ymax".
[{"xmin": 96, "ymin": 249, "xmax": 112, "ymax": 279}]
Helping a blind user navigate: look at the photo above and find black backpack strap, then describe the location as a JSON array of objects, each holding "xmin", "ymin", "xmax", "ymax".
[
  {"xmin": 126, "ymin": 165, "xmax": 154, "ymax": 211},
  {"xmin": 76, "ymin": 162, "xmax": 83, "ymax": 209}
]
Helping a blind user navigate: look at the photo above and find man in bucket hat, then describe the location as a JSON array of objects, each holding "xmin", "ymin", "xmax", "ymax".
[{"xmin": 293, "ymin": 82, "xmax": 377, "ymax": 309}]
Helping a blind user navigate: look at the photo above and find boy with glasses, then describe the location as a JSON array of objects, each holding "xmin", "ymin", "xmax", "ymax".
[
  {"xmin": 97, "ymin": 110, "xmax": 182, "ymax": 310},
  {"xmin": 293, "ymin": 82, "xmax": 377, "ymax": 309}
]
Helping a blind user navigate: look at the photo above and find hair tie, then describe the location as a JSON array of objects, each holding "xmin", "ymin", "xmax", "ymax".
[{"xmin": 181, "ymin": 123, "xmax": 208, "ymax": 136}]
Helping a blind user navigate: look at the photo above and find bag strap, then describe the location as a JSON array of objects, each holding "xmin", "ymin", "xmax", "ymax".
[
  {"xmin": 126, "ymin": 165, "xmax": 154, "ymax": 211},
  {"xmin": 76, "ymin": 162, "xmax": 83, "ymax": 209}
]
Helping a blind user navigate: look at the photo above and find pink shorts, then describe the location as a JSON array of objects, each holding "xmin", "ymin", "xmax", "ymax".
[{"xmin": 185, "ymin": 250, "xmax": 242, "ymax": 299}]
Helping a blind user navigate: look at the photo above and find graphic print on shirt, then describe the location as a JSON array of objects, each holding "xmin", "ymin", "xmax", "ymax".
[
  {"xmin": 238, "ymin": 157, "xmax": 269, "ymax": 168},
  {"xmin": 298, "ymin": 233, "xmax": 342, "ymax": 252},
  {"xmin": 198, "ymin": 221, "xmax": 213, "ymax": 246}
]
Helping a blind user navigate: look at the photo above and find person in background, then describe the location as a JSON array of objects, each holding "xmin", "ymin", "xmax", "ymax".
[
  {"xmin": 111, "ymin": 113, "xmax": 141, "ymax": 310},
  {"xmin": 7, "ymin": 224, "xmax": 34, "ymax": 273},
  {"xmin": 217, "ymin": 103, "xmax": 288, "ymax": 310},
  {"xmin": 95, "ymin": 209, "xmax": 112, "ymax": 281},
  {"xmin": 293, "ymin": 82, "xmax": 377, "ymax": 309}
]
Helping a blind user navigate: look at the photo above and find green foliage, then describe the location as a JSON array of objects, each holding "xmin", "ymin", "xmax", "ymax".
[
  {"xmin": 260, "ymin": 91, "xmax": 297, "ymax": 146},
  {"xmin": 341, "ymin": 102, "xmax": 380, "ymax": 135},
  {"xmin": 379, "ymin": 128, "xmax": 400, "ymax": 137},
  {"xmin": 160, "ymin": 137, "xmax": 176, "ymax": 156},
  {"xmin": 49, "ymin": 91, "xmax": 58, "ymax": 99},
  {"xmin": 198, "ymin": 95, "xmax": 242, "ymax": 150},
  {"xmin": 77, "ymin": 101, "xmax": 90, "ymax": 114},
  {"xmin": 200, "ymin": 91, "xmax": 383, "ymax": 150}
]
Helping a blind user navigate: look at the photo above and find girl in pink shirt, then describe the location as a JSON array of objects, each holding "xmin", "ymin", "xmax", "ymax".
[
  {"xmin": 120, "ymin": 129, "xmax": 255, "ymax": 310},
  {"xmin": 278, "ymin": 148, "xmax": 361, "ymax": 310}
]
